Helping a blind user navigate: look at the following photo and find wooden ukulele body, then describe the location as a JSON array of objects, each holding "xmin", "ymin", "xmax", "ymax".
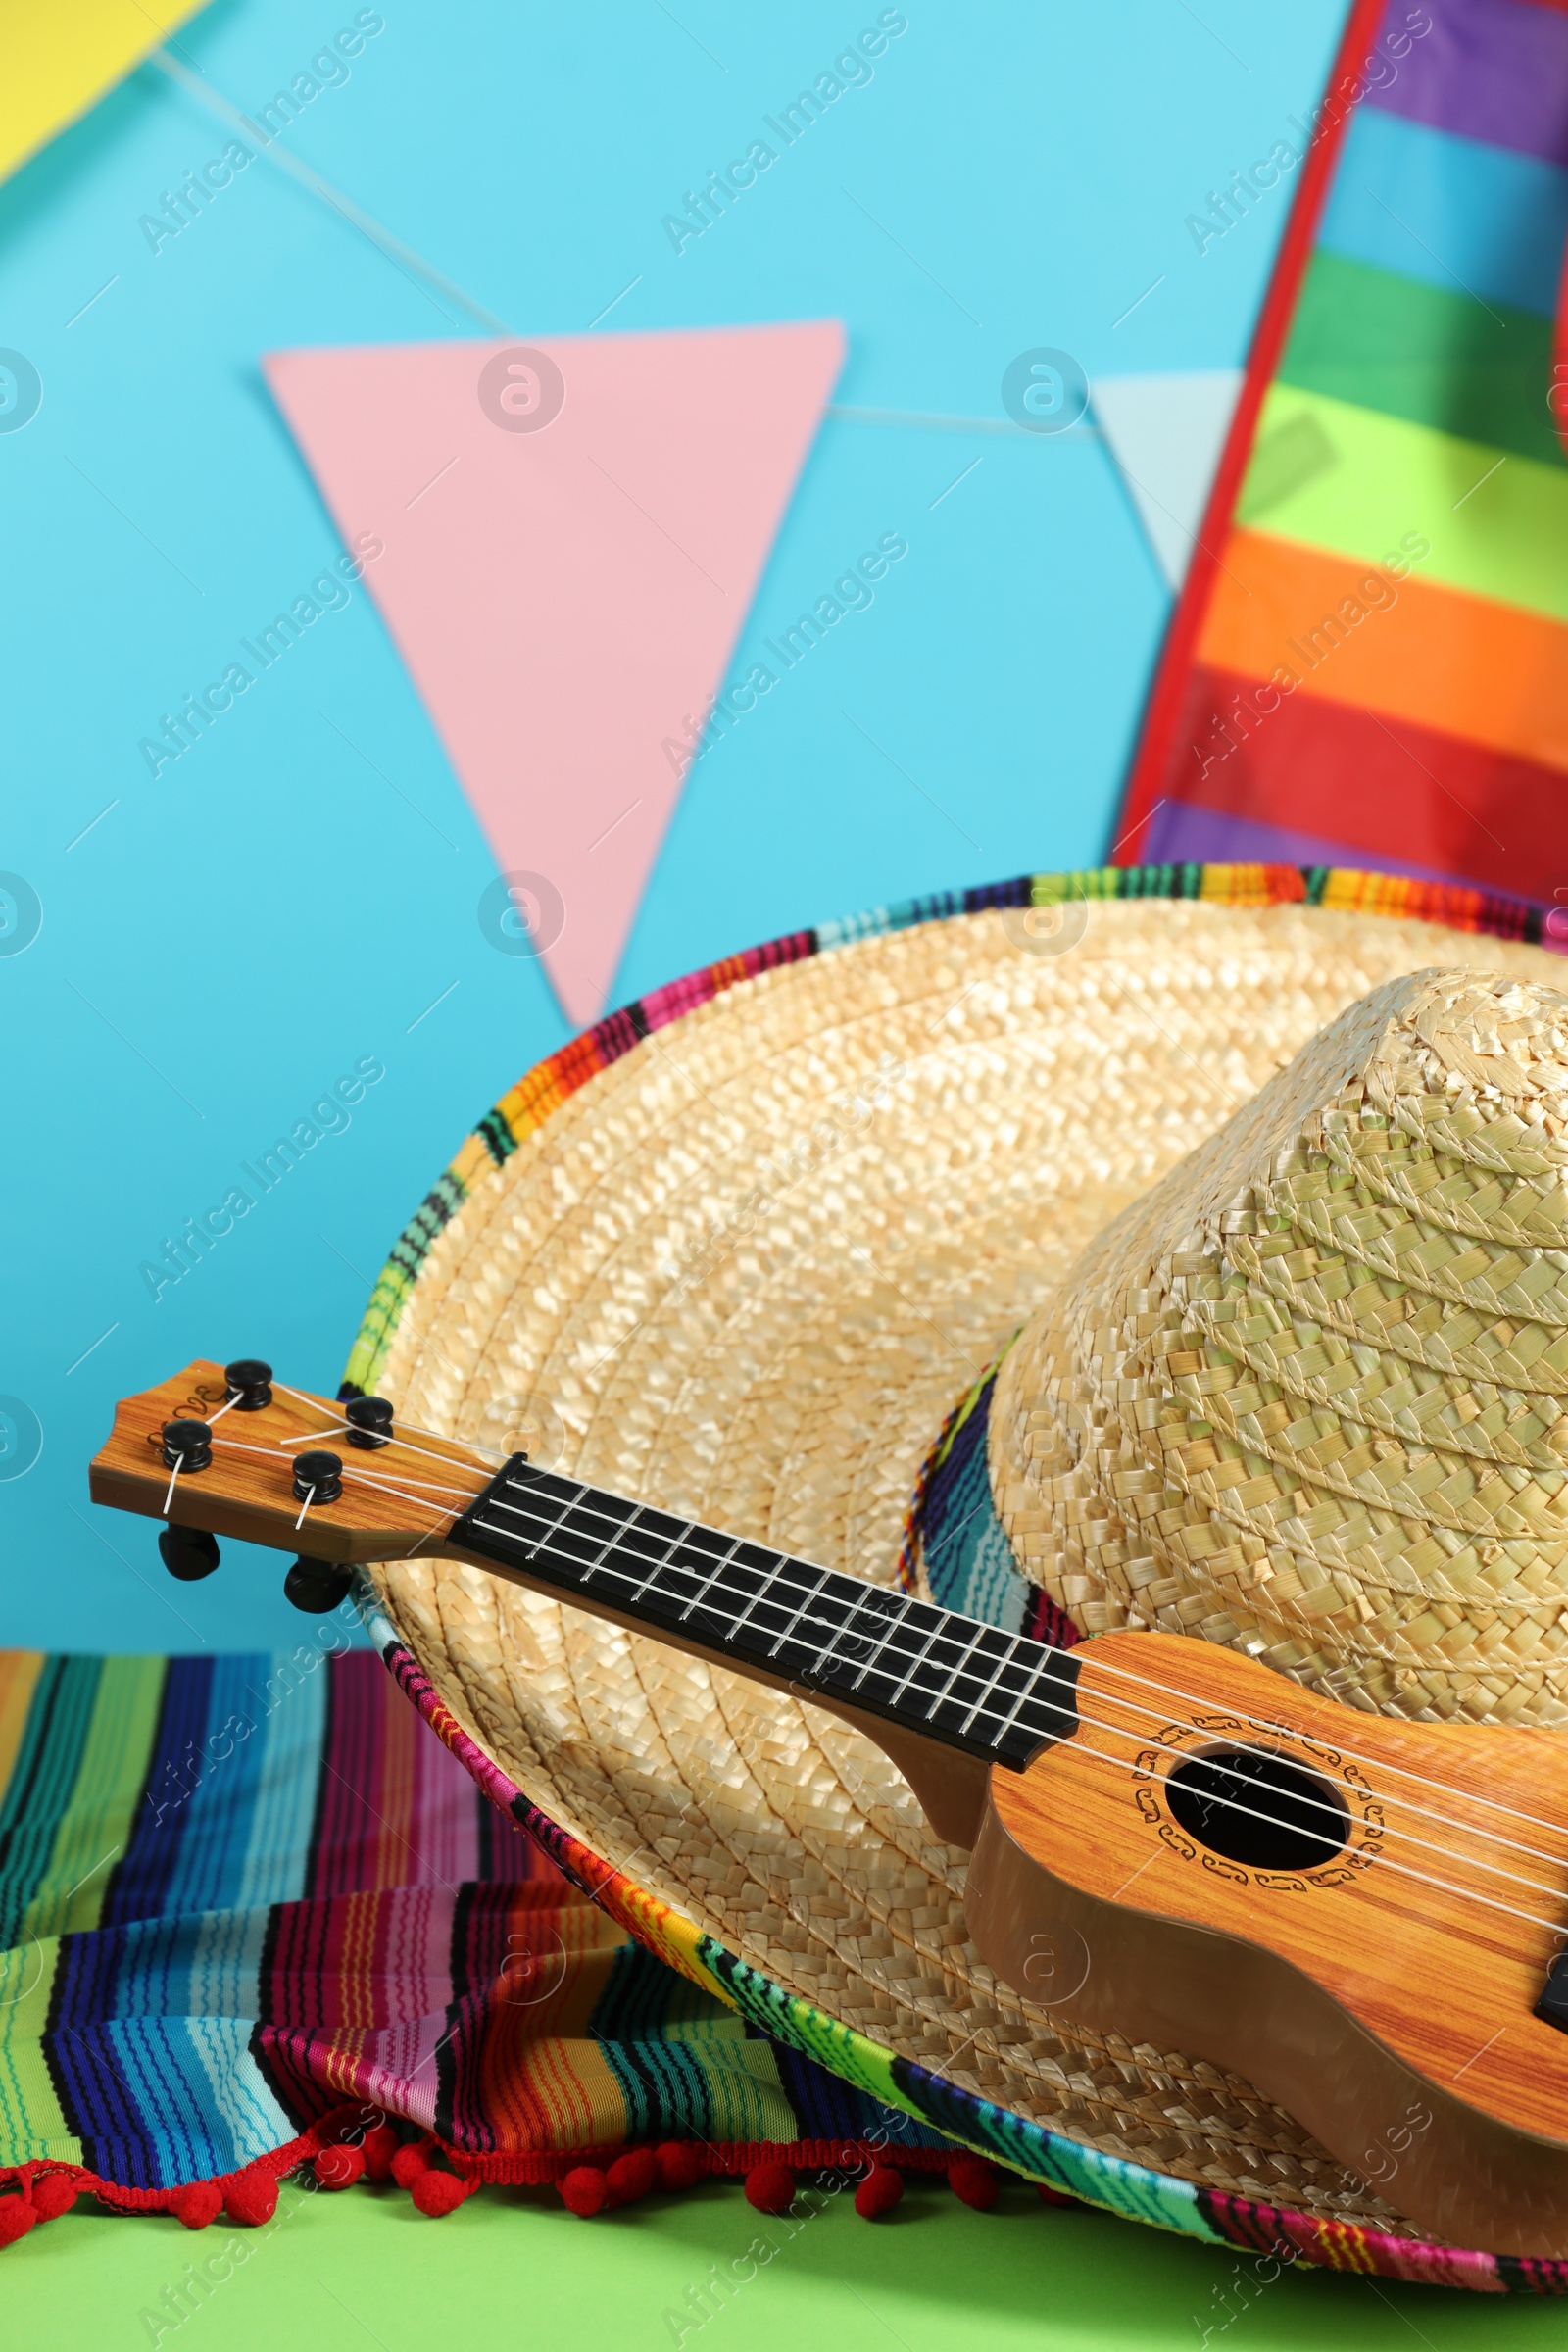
[{"xmin": 965, "ymin": 1631, "xmax": 1568, "ymax": 2256}]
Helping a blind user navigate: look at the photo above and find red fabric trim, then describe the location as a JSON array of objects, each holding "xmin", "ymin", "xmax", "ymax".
[
  {"xmin": 0, "ymin": 2120, "xmax": 329, "ymax": 2215},
  {"xmin": 0, "ymin": 2117, "xmax": 956, "ymax": 2213},
  {"xmin": 1113, "ymin": 0, "xmax": 1391, "ymax": 857},
  {"xmin": 1177, "ymin": 661, "xmax": 1568, "ymax": 900}
]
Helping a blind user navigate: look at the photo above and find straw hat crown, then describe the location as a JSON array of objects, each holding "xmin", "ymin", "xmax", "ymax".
[{"xmin": 993, "ymin": 967, "xmax": 1568, "ymax": 1726}]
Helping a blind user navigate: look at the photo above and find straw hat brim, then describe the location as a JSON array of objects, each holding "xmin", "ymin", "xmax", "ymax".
[{"xmin": 349, "ymin": 867, "xmax": 1565, "ymax": 2266}]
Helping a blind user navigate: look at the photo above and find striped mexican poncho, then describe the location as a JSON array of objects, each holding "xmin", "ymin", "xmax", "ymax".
[{"xmin": 1123, "ymin": 0, "xmax": 1568, "ymax": 907}]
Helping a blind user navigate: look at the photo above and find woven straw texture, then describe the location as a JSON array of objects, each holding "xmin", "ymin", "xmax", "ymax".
[
  {"xmin": 360, "ymin": 894, "xmax": 1562, "ymax": 2236},
  {"xmin": 992, "ymin": 967, "xmax": 1568, "ymax": 1730}
]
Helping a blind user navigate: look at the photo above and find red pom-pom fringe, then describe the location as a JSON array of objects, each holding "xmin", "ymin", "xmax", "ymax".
[
  {"xmin": 0, "ymin": 2197, "xmax": 37, "ymax": 2247},
  {"xmin": 655, "ymin": 2141, "xmax": 703, "ymax": 2192},
  {"xmin": 948, "ymin": 2155, "xmax": 1000, "ymax": 2211},
  {"xmin": 314, "ymin": 2142, "xmax": 366, "ymax": 2191},
  {"xmin": 744, "ymin": 2161, "xmax": 797, "ymax": 2216},
  {"xmin": 606, "ymin": 2147, "xmax": 659, "ymax": 2205},
  {"xmin": 173, "ymin": 2180, "xmax": 223, "ymax": 2230},
  {"xmin": 560, "ymin": 2166, "xmax": 608, "ymax": 2218},
  {"xmin": 390, "ymin": 2141, "xmax": 434, "ymax": 2189},
  {"xmin": 223, "ymin": 2168, "xmax": 278, "ymax": 2228},
  {"xmin": 411, "ymin": 2170, "xmax": 469, "ymax": 2218},
  {"xmin": 855, "ymin": 2166, "xmax": 905, "ymax": 2221},
  {"xmin": 0, "ymin": 2120, "xmax": 1049, "ymax": 2240},
  {"xmin": 31, "ymin": 2174, "xmax": 79, "ymax": 2222},
  {"xmin": 361, "ymin": 2124, "xmax": 400, "ymax": 2183}
]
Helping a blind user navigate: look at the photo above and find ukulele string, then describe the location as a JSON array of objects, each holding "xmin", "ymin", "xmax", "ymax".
[
  {"xmin": 328, "ymin": 1464, "xmax": 479, "ymax": 1502},
  {"xmin": 181, "ymin": 1411, "xmax": 1568, "ymax": 1920},
  {"xmin": 219, "ymin": 1417, "xmax": 469, "ymax": 1539},
  {"xmin": 371, "ymin": 1410, "xmax": 509, "ymax": 1464},
  {"xmin": 239, "ymin": 1430, "xmax": 466, "ymax": 1529},
  {"xmin": 370, "ymin": 1429, "xmax": 502, "ymax": 1481},
  {"xmin": 340, "ymin": 1474, "xmax": 1568, "ymax": 1946},
  {"xmin": 983, "ymin": 1707, "xmax": 1568, "ymax": 1940},
  {"xmin": 489, "ymin": 1516, "xmax": 1568, "ymax": 1934},
  {"xmin": 205, "ymin": 1434, "xmax": 480, "ymax": 1556},
  {"xmin": 283, "ymin": 1463, "xmax": 466, "ymax": 1551},
  {"xmin": 1018, "ymin": 1653, "xmax": 1568, "ymax": 1891},
  {"xmin": 196, "ymin": 1404, "xmax": 491, "ymax": 1545},
  {"xmin": 467, "ymin": 1492, "xmax": 1568, "ymax": 1921},
  {"xmin": 207, "ymin": 1435, "xmax": 484, "ymax": 1504},
  {"xmin": 188, "ymin": 1387, "xmax": 1561, "ymax": 1845},
  {"xmin": 331, "ymin": 1463, "xmax": 483, "ymax": 1520},
  {"xmin": 341, "ymin": 1466, "xmax": 468, "ymax": 1520},
  {"xmin": 247, "ymin": 1402, "xmax": 493, "ymax": 1522},
  {"xmin": 265, "ymin": 1397, "xmax": 500, "ymax": 1492},
  {"xmin": 1052, "ymin": 1639, "xmax": 1568, "ymax": 1858},
  {"xmin": 282, "ymin": 1422, "xmax": 497, "ymax": 1491},
  {"xmin": 489, "ymin": 1474, "xmax": 1568, "ymax": 1873},
  {"xmin": 1042, "ymin": 1684, "xmax": 1568, "ymax": 1911},
  {"xmin": 272, "ymin": 1382, "xmax": 508, "ymax": 1469}
]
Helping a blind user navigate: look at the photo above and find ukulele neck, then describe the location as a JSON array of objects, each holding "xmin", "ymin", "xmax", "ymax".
[
  {"xmin": 448, "ymin": 1456, "xmax": 1077, "ymax": 1771},
  {"xmin": 84, "ymin": 1358, "xmax": 1078, "ymax": 1811}
]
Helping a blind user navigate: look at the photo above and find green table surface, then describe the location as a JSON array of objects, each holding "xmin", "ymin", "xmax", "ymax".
[{"xmin": 6, "ymin": 2174, "xmax": 1564, "ymax": 2352}]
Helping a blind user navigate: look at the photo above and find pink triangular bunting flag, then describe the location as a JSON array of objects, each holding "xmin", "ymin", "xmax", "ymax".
[{"xmin": 265, "ymin": 322, "xmax": 844, "ymax": 1025}]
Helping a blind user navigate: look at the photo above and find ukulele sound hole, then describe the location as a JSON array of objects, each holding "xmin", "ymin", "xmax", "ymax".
[{"xmin": 1164, "ymin": 1745, "xmax": 1348, "ymax": 1872}]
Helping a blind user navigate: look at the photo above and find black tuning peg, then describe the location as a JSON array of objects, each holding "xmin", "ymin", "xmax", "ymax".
[
  {"xmin": 162, "ymin": 1418, "xmax": 213, "ymax": 1471},
  {"xmin": 284, "ymin": 1555, "xmax": 353, "ymax": 1612},
  {"xmin": 292, "ymin": 1449, "xmax": 343, "ymax": 1504},
  {"xmin": 344, "ymin": 1396, "xmax": 393, "ymax": 1449},
  {"xmin": 224, "ymin": 1358, "xmax": 273, "ymax": 1411},
  {"xmin": 159, "ymin": 1525, "xmax": 220, "ymax": 1581}
]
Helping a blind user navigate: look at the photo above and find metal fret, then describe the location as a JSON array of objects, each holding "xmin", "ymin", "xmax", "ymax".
[
  {"xmin": 451, "ymin": 1458, "xmax": 1078, "ymax": 1770},
  {"xmin": 849, "ymin": 1608, "xmax": 903, "ymax": 1692},
  {"xmin": 726, "ymin": 1550, "xmax": 791, "ymax": 1641},
  {"xmin": 879, "ymin": 1613, "xmax": 950, "ymax": 1712},
  {"xmin": 612, "ymin": 1505, "xmax": 703, "ymax": 1600},
  {"xmin": 679, "ymin": 1532, "xmax": 744, "ymax": 1621},
  {"xmin": 582, "ymin": 1494, "xmax": 652, "ymax": 1588},
  {"xmin": 812, "ymin": 1585, "xmax": 900, "ymax": 1687},
  {"xmin": 766, "ymin": 1566, "xmax": 829, "ymax": 1659},
  {"xmin": 960, "ymin": 1631, "xmax": 1029, "ymax": 1737},
  {"xmin": 922, "ymin": 1622, "xmax": 988, "ymax": 1723},
  {"xmin": 487, "ymin": 1472, "xmax": 579, "ymax": 1549},
  {"xmin": 988, "ymin": 1673, "xmax": 1042, "ymax": 1748}
]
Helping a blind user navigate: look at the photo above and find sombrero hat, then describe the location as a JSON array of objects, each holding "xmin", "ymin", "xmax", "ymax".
[{"xmin": 345, "ymin": 860, "xmax": 1568, "ymax": 2278}]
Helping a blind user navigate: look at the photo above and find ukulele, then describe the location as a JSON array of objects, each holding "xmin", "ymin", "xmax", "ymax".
[{"xmin": 89, "ymin": 1357, "xmax": 1568, "ymax": 2257}]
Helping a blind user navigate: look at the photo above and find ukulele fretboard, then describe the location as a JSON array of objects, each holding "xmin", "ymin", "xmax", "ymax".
[{"xmin": 450, "ymin": 1460, "xmax": 1079, "ymax": 1769}]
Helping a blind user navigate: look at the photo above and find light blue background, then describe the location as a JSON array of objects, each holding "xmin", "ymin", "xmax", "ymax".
[{"xmin": 1, "ymin": 0, "xmax": 1342, "ymax": 1650}]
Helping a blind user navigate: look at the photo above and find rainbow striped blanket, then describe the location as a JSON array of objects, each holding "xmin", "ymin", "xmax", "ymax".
[
  {"xmin": 1121, "ymin": 0, "xmax": 1568, "ymax": 906},
  {"xmin": 0, "ymin": 1646, "xmax": 950, "ymax": 2196}
]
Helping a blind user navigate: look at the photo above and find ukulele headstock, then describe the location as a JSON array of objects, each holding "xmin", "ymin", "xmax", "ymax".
[{"xmin": 88, "ymin": 1358, "xmax": 500, "ymax": 1611}]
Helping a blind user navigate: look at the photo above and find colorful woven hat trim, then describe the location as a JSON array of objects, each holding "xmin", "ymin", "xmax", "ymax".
[{"xmin": 894, "ymin": 1348, "xmax": 1078, "ymax": 1648}]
